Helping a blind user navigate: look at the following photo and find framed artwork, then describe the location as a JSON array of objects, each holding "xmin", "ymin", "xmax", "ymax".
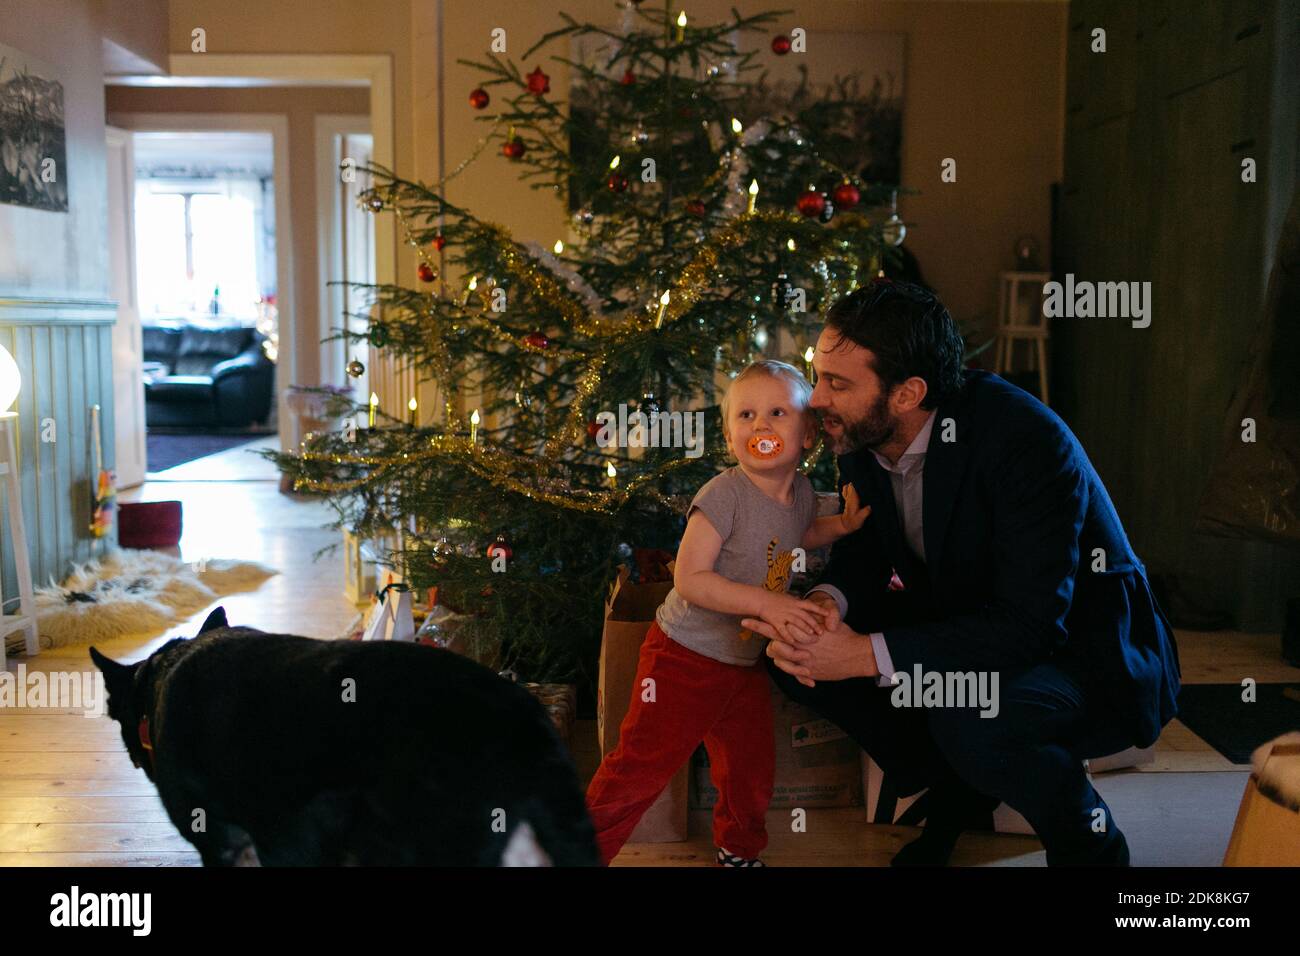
[{"xmin": 0, "ymin": 42, "xmax": 69, "ymax": 212}]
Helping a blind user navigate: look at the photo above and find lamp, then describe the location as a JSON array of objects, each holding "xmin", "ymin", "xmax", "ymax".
[{"xmin": 0, "ymin": 343, "xmax": 20, "ymax": 414}]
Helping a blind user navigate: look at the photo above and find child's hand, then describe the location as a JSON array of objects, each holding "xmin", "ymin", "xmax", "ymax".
[
  {"xmin": 758, "ymin": 592, "xmax": 832, "ymax": 644},
  {"xmin": 837, "ymin": 483, "xmax": 872, "ymax": 535}
]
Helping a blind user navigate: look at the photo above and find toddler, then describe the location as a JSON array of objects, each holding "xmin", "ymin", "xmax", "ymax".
[{"xmin": 585, "ymin": 359, "xmax": 869, "ymax": 866}]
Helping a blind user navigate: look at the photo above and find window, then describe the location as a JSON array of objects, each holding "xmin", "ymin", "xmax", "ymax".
[{"xmin": 135, "ymin": 178, "xmax": 270, "ymax": 321}]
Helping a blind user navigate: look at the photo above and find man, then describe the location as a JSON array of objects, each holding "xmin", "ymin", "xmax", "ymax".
[{"xmin": 740, "ymin": 279, "xmax": 1182, "ymax": 866}]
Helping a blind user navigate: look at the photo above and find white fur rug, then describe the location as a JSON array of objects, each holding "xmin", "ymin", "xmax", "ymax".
[{"xmin": 27, "ymin": 548, "xmax": 277, "ymax": 648}]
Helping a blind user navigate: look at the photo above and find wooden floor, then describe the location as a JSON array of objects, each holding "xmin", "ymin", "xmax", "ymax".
[{"xmin": 0, "ymin": 436, "xmax": 1293, "ymax": 866}]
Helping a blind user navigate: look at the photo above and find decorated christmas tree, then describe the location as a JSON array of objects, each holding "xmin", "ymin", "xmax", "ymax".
[{"xmin": 268, "ymin": 2, "xmax": 908, "ymax": 686}]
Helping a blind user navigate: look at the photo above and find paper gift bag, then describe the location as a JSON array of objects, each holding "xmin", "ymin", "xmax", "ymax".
[
  {"xmin": 362, "ymin": 584, "xmax": 415, "ymax": 642},
  {"xmin": 597, "ymin": 564, "xmax": 688, "ymax": 843}
]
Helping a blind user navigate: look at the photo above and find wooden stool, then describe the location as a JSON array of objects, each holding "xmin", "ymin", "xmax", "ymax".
[
  {"xmin": 1223, "ymin": 735, "xmax": 1300, "ymax": 865},
  {"xmin": 995, "ymin": 271, "xmax": 1053, "ymax": 405},
  {"xmin": 0, "ymin": 412, "xmax": 39, "ymax": 667}
]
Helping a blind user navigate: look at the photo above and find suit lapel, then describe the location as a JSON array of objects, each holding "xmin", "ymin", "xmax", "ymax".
[
  {"xmin": 921, "ymin": 393, "xmax": 971, "ymax": 583},
  {"xmin": 846, "ymin": 450, "xmax": 902, "ymax": 560}
]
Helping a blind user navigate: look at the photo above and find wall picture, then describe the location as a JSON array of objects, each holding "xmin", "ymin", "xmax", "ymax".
[{"xmin": 0, "ymin": 42, "xmax": 69, "ymax": 212}]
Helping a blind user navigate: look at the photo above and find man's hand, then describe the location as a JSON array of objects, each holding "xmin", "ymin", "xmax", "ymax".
[{"xmin": 743, "ymin": 593, "xmax": 877, "ymax": 686}]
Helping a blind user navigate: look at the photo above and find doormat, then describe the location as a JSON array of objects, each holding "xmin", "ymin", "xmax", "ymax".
[
  {"xmin": 146, "ymin": 432, "xmax": 262, "ymax": 472},
  {"xmin": 1175, "ymin": 683, "xmax": 1300, "ymax": 764}
]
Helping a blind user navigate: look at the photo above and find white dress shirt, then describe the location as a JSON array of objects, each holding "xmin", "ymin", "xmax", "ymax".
[{"xmin": 810, "ymin": 410, "xmax": 936, "ymax": 686}]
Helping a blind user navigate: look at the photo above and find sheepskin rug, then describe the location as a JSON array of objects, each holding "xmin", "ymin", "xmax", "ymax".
[{"xmin": 26, "ymin": 548, "xmax": 277, "ymax": 649}]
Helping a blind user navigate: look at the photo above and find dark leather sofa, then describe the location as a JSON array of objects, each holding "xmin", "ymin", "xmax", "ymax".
[{"xmin": 143, "ymin": 324, "xmax": 275, "ymax": 428}]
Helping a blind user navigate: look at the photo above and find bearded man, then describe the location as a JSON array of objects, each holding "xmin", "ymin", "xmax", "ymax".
[{"xmin": 741, "ymin": 279, "xmax": 1182, "ymax": 866}]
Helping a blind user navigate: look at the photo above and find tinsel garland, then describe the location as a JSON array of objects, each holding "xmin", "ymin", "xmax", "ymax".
[{"xmin": 290, "ymin": 429, "xmax": 696, "ymax": 514}]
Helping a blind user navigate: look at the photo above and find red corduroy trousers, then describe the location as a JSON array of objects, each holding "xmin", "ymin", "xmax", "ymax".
[{"xmin": 586, "ymin": 620, "xmax": 775, "ymax": 865}]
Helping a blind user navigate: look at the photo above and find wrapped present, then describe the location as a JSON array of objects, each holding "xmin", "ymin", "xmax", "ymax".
[{"xmin": 522, "ymin": 682, "xmax": 577, "ymax": 746}]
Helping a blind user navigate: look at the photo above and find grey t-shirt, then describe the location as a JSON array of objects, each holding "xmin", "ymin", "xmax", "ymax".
[{"xmin": 656, "ymin": 465, "xmax": 816, "ymax": 666}]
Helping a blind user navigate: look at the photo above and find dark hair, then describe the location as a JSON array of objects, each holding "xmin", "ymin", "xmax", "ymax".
[{"xmin": 822, "ymin": 279, "xmax": 965, "ymax": 409}]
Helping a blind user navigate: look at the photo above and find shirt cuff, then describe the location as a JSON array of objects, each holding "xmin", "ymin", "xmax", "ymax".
[
  {"xmin": 805, "ymin": 584, "xmax": 848, "ymax": 620},
  {"xmin": 870, "ymin": 632, "xmax": 898, "ymax": 688}
]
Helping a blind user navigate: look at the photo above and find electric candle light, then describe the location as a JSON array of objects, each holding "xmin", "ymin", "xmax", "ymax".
[
  {"xmin": 470, "ymin": 408, "xmax": 480, "ymax": 444},
  {"xmin": 606, "ymin": 460, "xmax": 617, "ymax": 488},
  {"xmin": 609, "ymin": 154, "xmax": 620, "ymax": 170},
  {"xmin": 747, "ymin": 179, "xmax": 759, "ymax": 214},
  {"xmin": 676, "ymin": 10, "xmax": 687, "ymax": 41},
  {"xmin": 730, "ymin": 117, "xmax": 742, "ymax": 135},
  {"xmin": 553, "ymin": 239, "xmax": 564, "ymax": 255},
  {"xmin": 408, "ymin": 396, "xmax": 418, "ymax": 426},
  {"xmin": 655, "ymin": 289, "xmax": 671, "ymax": 328},
  {"xmin": 803, "ymin": 345, "xmax": 815, "ymax": 379},
  {"xmin": 368, "ymin": 392, "xmax": 379, "ymax": 428}
]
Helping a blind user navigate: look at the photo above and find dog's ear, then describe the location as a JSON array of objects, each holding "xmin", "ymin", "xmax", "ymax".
[
  {"xmin": 89, "ymin": 647, "xmax": 140, "ymax": 706},
  {"xmin": 198, "ymin": 606, "xmax": 228, "ymax": 634}
]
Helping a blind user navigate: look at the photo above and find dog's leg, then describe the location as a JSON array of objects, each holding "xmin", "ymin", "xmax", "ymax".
[
  {"xmin": 190, "ymin": 821, "xmax": 261, "ymax": 867},
  {"xmin": 501, "ymin": 822, "xmax": 553, "ymax": 867}
]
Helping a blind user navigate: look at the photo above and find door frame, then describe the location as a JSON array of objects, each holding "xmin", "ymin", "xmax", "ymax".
[
  {"xmin": 315, "ymin": 114, "xmax": 373, "ymax": 396},
  {"xmin": 105, "ymin": 112, "xmax": 295, "ymax": 453},
  {"xmin": 104, "ymin": 125, "xmax": 147, "ymax": 489},
  {"xmin": 128, "ymin": 53, "xmax": 396, "ymax": 453}
]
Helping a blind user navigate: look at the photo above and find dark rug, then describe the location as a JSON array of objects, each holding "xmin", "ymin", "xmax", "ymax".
[
  {"xmin": 147, "ymin": 432, "xmax": 263, "ymax": 472},
  {"xmin": 1175, "ymin": 683, "xmax": 1300, "ymax": 764}
]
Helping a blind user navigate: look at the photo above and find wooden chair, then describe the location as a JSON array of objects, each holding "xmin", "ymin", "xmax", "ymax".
[
  {"xmin": 994, "ymin": 271, "xmax": 1053, "ymax": 405},
  {"xmin": 0, "ymin": 412, "xmax": 39, "ymax": 667}
]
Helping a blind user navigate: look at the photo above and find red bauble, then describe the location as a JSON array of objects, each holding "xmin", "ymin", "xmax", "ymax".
[
  {"xmin": 587, "ymin": 419, "xmax": 602, "ymax": 440},
  {"xmin": 486, "ymin": 536, "xmax": 513, "ymax": 561},
  {"xmin": 417, "ymin": 262, "xmax": 436, "ymax": 283},
  {"xmin": 523, "ymin": 330, "xmax": 550, "ymax": 350},
  {"xmin": 621, "ymin": 68, "xmax": 636, "ymax": 86},
  {"xmin": 771, "ymin": 34, "xmax": 792, "ymax": 55},
  {"xmin": 607, "ymin": 172, "xmax": 629, "ymax": 192},
  {"xmin": 502, "ymin": 137, "xmax": 526, "ymax": 159},
  {"xmin": 526, "ymin": 66, "xmax": 550, "ymax": 95},
  {"xmin": 433, "ymin": 233, "xmax": 447, "ymax": 251},
  {"xmin": 685, "ymin": 198, "xmax": 706, "ymax": 218},
  {"xmin": 469, "ymin": 87, "xmax": 489, "ymax": 109},
  {"xmin": 832, "ymin": 182, "xmax": 861, "ymax": 210},
  {"xmin": 796, "ymin": 189, "xmax": 826, "ymax": 218}
]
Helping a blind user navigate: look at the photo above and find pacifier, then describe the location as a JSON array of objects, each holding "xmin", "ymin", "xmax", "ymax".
[{"xmin": 746, "ymin": 434, "xmax": 784, "ymax": 459}]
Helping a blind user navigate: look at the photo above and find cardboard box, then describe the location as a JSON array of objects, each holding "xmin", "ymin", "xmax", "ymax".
[
  {"xmin": 1223, "ymin": 739, "xmax": 1300, "ymax": 866},
  {"xmin": 691, "ymin": 681, "xmax": 865, "ymax": 809},
  {"xmin": 597, "ymin": 565, "xmax": 689, "ymax": 843}
]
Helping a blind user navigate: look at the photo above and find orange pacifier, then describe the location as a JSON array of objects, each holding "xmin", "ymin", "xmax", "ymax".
[{"xmin": 747, "ymin": 434, "xmax": 784, "ymax": 459}]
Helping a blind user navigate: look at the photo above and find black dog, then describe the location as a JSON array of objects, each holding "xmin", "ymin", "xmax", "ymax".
[{"xmin": 90, "ymin": 607, "xmax": 598, "ymax": 866}]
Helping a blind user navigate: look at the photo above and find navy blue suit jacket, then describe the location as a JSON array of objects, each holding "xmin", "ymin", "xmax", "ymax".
[{"xmin": 816, "ymin": 370, "xmax": 1181, "ymax": 749}]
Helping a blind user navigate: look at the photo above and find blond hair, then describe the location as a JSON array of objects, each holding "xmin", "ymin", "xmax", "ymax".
[{"xmin": 720, "ymin": 360, "xmax": 813, "ymax": 437}]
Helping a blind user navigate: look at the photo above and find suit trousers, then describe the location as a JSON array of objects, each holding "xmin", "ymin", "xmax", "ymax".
[{"xmin": 766, "ymin": 652, "xmax": 1135, "ymax": 864}]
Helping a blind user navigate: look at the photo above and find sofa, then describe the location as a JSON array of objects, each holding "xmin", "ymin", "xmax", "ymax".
[{"xmin": 143, "ymin": 324, "xmax": 275, "ymax": 428}]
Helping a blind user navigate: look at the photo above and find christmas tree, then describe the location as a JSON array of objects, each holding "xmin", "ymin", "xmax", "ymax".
[{"xmin": 269, "ymin": 2, "xmax": 907, "ymax": 686}]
